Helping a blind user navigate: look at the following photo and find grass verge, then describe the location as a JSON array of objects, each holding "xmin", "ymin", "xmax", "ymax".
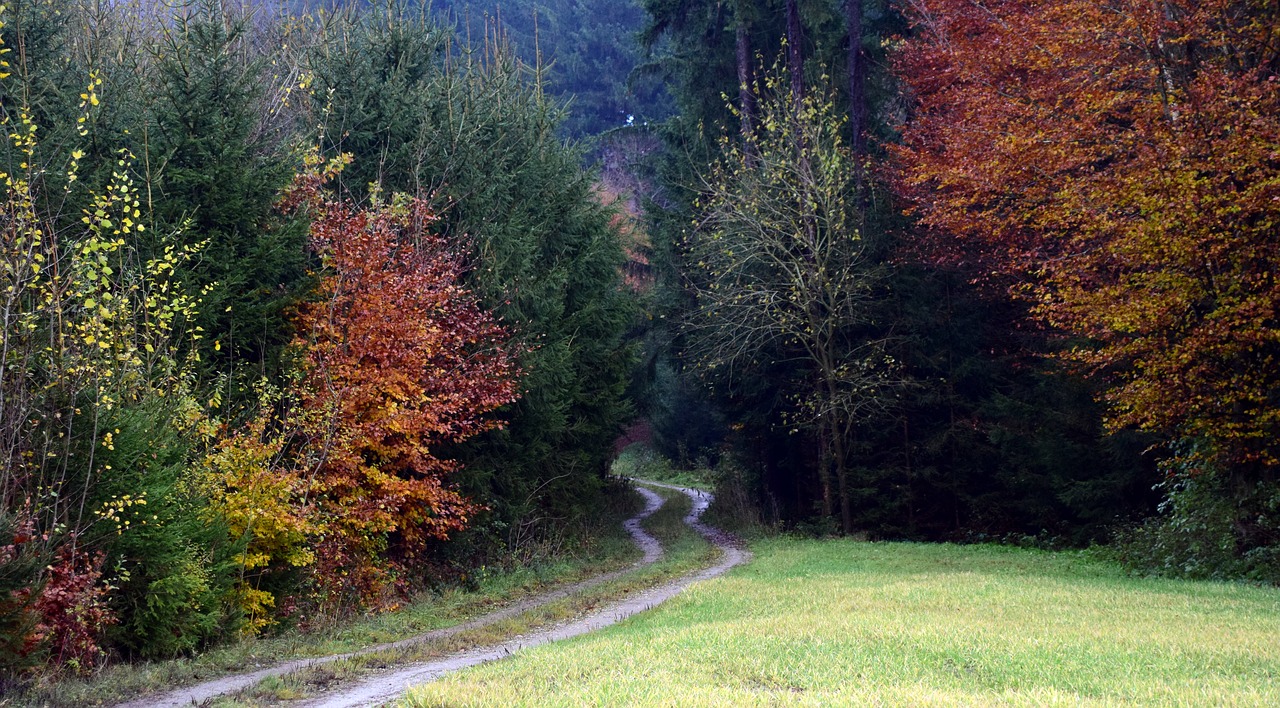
[
  {"xmin": 612, "ymin": 443, "xmax": 714, "ymax": 490},
  {"xmin": 210, "ymin": 483, "xmax": 717, "ymax": 705},
  {"xmin": 404, "ymin": 538, "xmax": 1280, "ymax": 707},
  {"xmin": 5, "ymin": 491, "xmax": 645, "ymax": 708}
]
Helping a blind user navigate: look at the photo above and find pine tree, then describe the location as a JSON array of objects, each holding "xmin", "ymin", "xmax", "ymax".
[{"xmin": 311, "ymin": 6, "xmax": 636, "ymax": 547}]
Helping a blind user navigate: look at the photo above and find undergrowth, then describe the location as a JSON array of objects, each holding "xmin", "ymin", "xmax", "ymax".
[{"xmin": 3, "ymin": 487, "xmax": 645, "ymax": 708}]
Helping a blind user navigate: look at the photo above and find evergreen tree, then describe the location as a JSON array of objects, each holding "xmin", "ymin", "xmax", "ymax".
[
  {"xmin": 150, "ymin": 2, "xmax": 305, "ymax": 380},
  {"xmin": 311, "ymin": 6, "xmax": 636, "ymax": 549}
]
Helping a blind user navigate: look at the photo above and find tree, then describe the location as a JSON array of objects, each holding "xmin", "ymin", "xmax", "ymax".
[
  {"xmin": 151, "ymin": 1, "xmax": 305, "ymax": 379},
  {"xmin": 893, "ymin": 0, "xmax": 1280, "ymax": 572},
  {"xmin": 259, "ymin": 158, "xmax": 521, "ymax": 609},
  {"xmin": 686, "ymin": 70, "xmax": 897, "ymax": 531},
  {"xmin": 310, "ymin": 8, "xmax": 636, "ymax": 547}
]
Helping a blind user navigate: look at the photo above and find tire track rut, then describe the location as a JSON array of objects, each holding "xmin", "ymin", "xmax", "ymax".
[
  {"xmin": 116, "ymin": 481, "xmax": 746, "ymax": 707},
  {"xmin": 117, "ymin": 487, "xmax": 665, "ymax": 708},
  {"xmin": 306, "ymin": 481, "xmax": 747, "ymax": 708}
]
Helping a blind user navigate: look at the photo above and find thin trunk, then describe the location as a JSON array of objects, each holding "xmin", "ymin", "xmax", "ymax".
[
  {"xmin": 903, "ymin": 417, "xmax": 913, "ymax": 530},
  {"xmin": 736, "ymin": 22, "xmax": 758, "ymax": 156},
  {"xmin": 834, "ymin": 412, "xmax": 851, "ymax": 533},
  {"xmin": 785, "ymin": 0, "xmax": 804, "ymax": 112},
  {"xmin": 845, "ymin": 0, "xmax": 866, "ymax": 155},
  {"xmin": 819, "ymin": 428, "xmax": 834, "ymax": 519}
]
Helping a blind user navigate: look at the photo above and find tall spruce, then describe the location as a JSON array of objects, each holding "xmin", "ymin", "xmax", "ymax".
[
  {"xmin": 311, "ymin": 6, "xmax": 635, "ymax": 548},
  {"xmin": 150, "ymin": 2, "xmax": 303, "ymax": 380}
]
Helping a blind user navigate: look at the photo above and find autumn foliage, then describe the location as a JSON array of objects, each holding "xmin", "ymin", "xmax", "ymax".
[
  {"xmin": 211, "ymin": 156, "xmax": 521, "ymax": 620},
  {"xmin": 891, "ymin": 0, "xmax": 1280, "ymax": 471}
]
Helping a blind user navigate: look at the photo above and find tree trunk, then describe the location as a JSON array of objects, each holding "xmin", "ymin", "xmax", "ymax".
[
  {"xmin": 819, "ymin": 428, "xmax": 834, "ymax": 519},
  {"xmin": 834, "ymin": 413, "xmax": 852, "ymax": 533},
  {"xmin": 845, "ymin": 0, "xmax": 866, "ymax": 155},
  {"xmin": 785, "ymin": 0, "xmax": 804, "ymax": 112},
  {"xmin": 736, "ymin": 21, "xmax": 758, "ymax": 155}
]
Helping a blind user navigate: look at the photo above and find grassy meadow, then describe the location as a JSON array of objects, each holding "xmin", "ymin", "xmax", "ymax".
[{"xmin": 404, "ymin": 539, "xmax": 1280, "ymax": 706}]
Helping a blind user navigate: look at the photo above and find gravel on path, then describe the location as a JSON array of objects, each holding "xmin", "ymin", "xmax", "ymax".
[{"xmin": 304, "ymin": 481, "xmax": 748, "ymax": 708}]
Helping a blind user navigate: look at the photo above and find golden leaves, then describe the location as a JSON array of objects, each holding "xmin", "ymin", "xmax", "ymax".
[{"xmin": 893, "ymin": 0, "xmax": 1280, "ymax": 467}]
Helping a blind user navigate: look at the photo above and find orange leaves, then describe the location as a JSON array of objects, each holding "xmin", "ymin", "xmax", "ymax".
[
  {"xmin": 287, "ymin": 167, "xmax": 519, "ymax": 603},
  {"xmin": 209, "ymin": 161, "xmax": 521, "ymax": 621},
  {"xmin": 892, "ymin": 1, "xmax": 1280, "ymax": 468}
]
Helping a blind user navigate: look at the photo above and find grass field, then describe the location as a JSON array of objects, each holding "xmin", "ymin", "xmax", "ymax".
[{"xmin": 405, "ymin": 539, "xmax": 1280, "ymax": 706}]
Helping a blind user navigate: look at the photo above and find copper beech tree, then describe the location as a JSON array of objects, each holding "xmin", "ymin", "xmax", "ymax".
[
  {"xmin": 891, "ymin": 0, "xmax": 1280, "ymax": 473},
  {"xmin": 213, "ymin": 157, "xmax": 521, "ymax": 619}
]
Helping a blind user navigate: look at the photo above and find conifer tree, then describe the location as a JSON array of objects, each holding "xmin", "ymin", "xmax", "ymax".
[
  {"xmin": 151, "ymin": 1, "xmax": 304, "ymax": 380},
  {"xmin": 311, "ymin": 6, "xmax": 635, "ymax": 544}
]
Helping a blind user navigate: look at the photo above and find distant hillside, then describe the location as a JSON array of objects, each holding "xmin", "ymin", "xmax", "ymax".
[{"xmin": 431, "ymin": 0, "xmax": 673, "ymax": 138}]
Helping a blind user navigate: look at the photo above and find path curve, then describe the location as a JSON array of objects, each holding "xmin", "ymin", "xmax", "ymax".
[
  {"xmin": 116, "ymin": 487, "xmax": 667, "ymax": 708},
  {"xmin": 305, "ymin": 481, "xmax": 749, "ymax": 708}
]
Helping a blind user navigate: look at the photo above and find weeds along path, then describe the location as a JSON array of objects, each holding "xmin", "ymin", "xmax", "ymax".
[
  {"xmin": 301, "ymin": 482, "xmax": 749, "ymax": 708},
  {"xmin": 115, "ymin": 487, "xmax": 667, "ymax": 708}
]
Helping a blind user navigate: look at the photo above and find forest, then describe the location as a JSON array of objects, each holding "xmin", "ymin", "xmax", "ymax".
[{"xmin": 1, "ymin": 0, "xmax": 1277, "ymax": 692}]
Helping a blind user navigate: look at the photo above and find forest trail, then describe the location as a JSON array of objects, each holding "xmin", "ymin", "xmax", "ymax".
[
  {"xmin": 297, "ymin": 482, "xmax": 746, "ymax": 708},
  {"xmin": 116, "ymin": 485, "xmax": 671, "ymax": 708}
]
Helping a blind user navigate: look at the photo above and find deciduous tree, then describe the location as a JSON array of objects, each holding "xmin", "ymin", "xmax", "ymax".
[
  {"xmin": 893, "ymin": 0, "xmax": 1280, "ymax": 471},
  {"xmin": 228, "ymin": 156, "xmax": 521, "ymax": 611},
  {"xmin": 892, "ymin": 0, "xmax": 1280, "ymax": 574},
  {"xmin": 686, "ymin": 70, "xmax": 898, "ymax": 531}
]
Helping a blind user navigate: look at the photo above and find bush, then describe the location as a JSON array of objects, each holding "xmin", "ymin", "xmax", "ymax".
[
  {"xmin": 97, "ymin": 397, "xmax": 240, "ymax": 659},
  {"xmin": 1112, "ymin": 461, "xmax": 1280, "ymax": 585}
]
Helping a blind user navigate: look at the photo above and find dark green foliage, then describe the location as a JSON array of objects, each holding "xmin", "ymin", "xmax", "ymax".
[
  {"xmin": 434, "ymin": 0, "xmax": 673, "ymax": 137},
  {"xmin": 1112, "ymin": 449, "xmax": 1280, "ymax": 584},
  {"xmin": 644, "ymin": 359, "xmax": 725, "ymax": 466},
  {"xmin": 0, "ymin": 0, "xmax": 87, "ymax": 218},
  {"xmin": 311, "ymin": 4, "xmax": 636, "ymax": 551},
  {"xmin": 150, "ymin": 3, "xmax": 306, "ymax": 380},
  {"xmin": 0, "ymin": 510, "xmax": 44, "ymax": 680},
  {"xmin": 93, "ymin": 399, "xmax": 240, "ymax": 659},
  {"xmin": 309, "ymin": 4, "xmax": 448, "ymax": 197},
  {"xmin": 0, "ymin": 0, "xmax": 73, "ymax": 163},
  {"xmin": 857, "ymin": 265, "xmax": 1159, "ymax": 544}
]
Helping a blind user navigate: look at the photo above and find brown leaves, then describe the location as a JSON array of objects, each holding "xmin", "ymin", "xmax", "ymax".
[
  {"xmin": 892, "ymin": 0, "xmax": 1280, "ymax": 468},
  {"xmin": 291, "ymin": 168, "xmax": 521, "ymax": 599},
  {"xmin": 214, "ymin": 161, "xmax": 522, "ymax": 615}
]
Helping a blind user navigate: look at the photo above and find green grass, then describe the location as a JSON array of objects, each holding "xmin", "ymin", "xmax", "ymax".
[
  {"xmin": 213, "ymin": 484, "xmax": 717, "ymax": 705},
  {"xmin": 404, "ymin": 538, "xmax": 1280, "ymax": 707},
  {"xmin": 6, "ymin": 493, "xmax": 646, "ymax": 708},
  {"xmin": 612, "ymin": 443, "xmax": 714, "ymax": 490}
]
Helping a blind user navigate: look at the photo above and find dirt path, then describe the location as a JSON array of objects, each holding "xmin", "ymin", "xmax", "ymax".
[
  {"xmin": 116, "ymin": 486, "xmax": 667, "ymax": 708},
  {"xmin": 305, "ymin": 481, "xmax": 748, "ymax": 708}
]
